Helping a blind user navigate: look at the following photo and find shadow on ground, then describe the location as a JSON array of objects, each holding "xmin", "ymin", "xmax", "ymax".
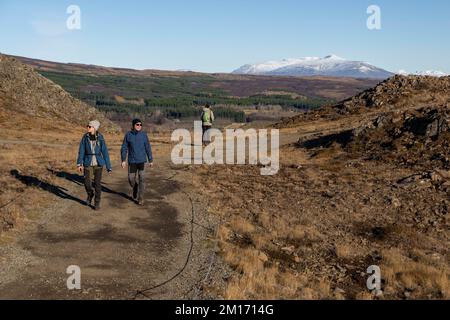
[
  {"xmin": 298, "ymin": 130, "xmax": 354, "ymax": 149},
  {"xmin": 10, "ymin": 169, "xmax": 135, "ymax": 208},
  {"xmin": 10, "ymin": 169, "xmax": 86, "ymax": 206},
  {"xmin": 48, "ymin": 169, "xmax": 135, "ymax": 202}
]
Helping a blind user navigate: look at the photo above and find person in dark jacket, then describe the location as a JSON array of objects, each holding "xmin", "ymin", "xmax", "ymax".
[
  {"xmin": 77, "ymin": 120, "xmax": 112, "ymax": 210},
  {"xmin": 121, "ymin": 119, "xmax": 153, "ymax": 205}
]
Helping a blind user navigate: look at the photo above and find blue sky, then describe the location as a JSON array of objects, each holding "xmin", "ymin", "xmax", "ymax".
[{"xmin": 0, "ymin": 0, "xmax": 449, "ymax": 73}]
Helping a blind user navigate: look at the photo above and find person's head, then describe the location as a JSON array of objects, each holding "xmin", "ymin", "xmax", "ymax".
[
  {"xmin": 132, "ymin": 118, "xmax": 143, "ymax": 131},
  {"xmin": 87, "ymin": 120, "xmax": 100, "ymax": 134},
  {"xmin": 205, "ymin": 104, "xmax": 211, "ymax": 109}
]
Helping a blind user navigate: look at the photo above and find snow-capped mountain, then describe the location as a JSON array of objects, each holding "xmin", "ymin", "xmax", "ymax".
[
  {"xmin": 232, "ymin": 55, "xmax": 393, "ymax": 79},
  {"xmin": 397, "ymin": 70, "xmax": 448, "ymax": 77}
]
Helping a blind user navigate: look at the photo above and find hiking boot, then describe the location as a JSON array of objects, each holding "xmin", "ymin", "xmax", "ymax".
[
  {"xmin": 94, "ymin": 201, "xmax": 101, "ymax": 211},
  {"xmin": 137, "ymin": 198, "xmax": 145, "ymax": 206},
  {"xmin": 86, "ymin": 194, "xmax": 94, "ymax": 206}
]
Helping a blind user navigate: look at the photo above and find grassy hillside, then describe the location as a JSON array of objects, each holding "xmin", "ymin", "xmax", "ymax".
[
  {"xmin": 8, "ymin": 55, "xmax": 380, "ymax": 123},
  {"xmin": 38, "ymin": 70, "xmax": 329, "ymax": 122}
]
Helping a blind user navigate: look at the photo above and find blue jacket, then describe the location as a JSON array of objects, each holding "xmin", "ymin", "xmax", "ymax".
[
  {"xmin": 121, "ymin": 130, "xmax": 153, "ymax": 164},
  {"xmin": 77, "ymin": 133, "xmax": 112, "ymax": 171}
]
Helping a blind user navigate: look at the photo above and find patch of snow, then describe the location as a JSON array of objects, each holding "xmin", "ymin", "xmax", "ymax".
[
  {"xmin": 233, "ymin": 55, "xmax": 393, "ymax": 79},
  {"xmin": 396, "ymin": 70, "xmax": 448, "ymax": 77}
]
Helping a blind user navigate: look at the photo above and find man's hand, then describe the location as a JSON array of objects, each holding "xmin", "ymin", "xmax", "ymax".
[
  {"xmin": 148, "ymin": 162, "xmax": 154, "ymax": 168},
  {"xmin": 77, "ymin": 165, "xmax": 83, "ymax": 173},
  {"xmin": 121, "ymin": 162, "xmax": 127, "ymax": 169}
]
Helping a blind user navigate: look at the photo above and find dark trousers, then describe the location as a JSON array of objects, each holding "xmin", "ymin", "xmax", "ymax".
[
  {"xmin": 128, "ymin": 163, "xmax": 145, "ymax": 201},
  {"xmin": 202, "ymin": 125, "xmax": 212, "ymax": 143},
  {"xmin": 84, "ymin": 166, "xmax": 103, "ymax": 203}
]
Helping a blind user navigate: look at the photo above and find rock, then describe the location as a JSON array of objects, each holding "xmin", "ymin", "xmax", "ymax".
[
  {"xmin": 431, "ymin": 172, "xmax": 443, "ymax": 182},
  {"xmin": 425, "ymin": 113, "xmax": 449, "ymax": 138},
  {"xmin": 258, "ymin": 252, "xmax": 268, "ymax": 263},
  {"xmin": 281, "ymin": 246, "xmax": 295, "ymax": 254},
  {"xmin": 322, "ymin": 190, "xmax": 335, "ymax": 198},
  {"xmin": 435, "ymin": 169, "xmax": 450, "ymax": 179},
  {"xmin": 388, "ymin": 196, "xmax": 401, "ymax": 208}
]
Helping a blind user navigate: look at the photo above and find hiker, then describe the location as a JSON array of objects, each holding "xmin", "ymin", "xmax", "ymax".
[
  {"xmin": 76, "ymin": 120, "xmax": 112, "ymax": 210},
  {"xmin": 121, "ymin": 119, "xmax": 153, "ymax": 205},
  {"xmin": 201, "ymin": 104, "xmax": 215, "ymax": 146}
]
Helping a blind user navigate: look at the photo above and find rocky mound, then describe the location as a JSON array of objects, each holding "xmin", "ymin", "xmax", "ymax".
[
  {"xmin": 293, "ymin": 75, "xmax": 450, "ymax": 171},
  {"xmin": 347, "ymin": 106, "xmax": 449, "ymax": 170},
  {"xmin": 0, "ymin": 54, "xmax": 120, "ymax": 133},
  {"xmin": 334, "ymin": 75, "xmax": 450, "ymax": 114},
  {"xmin": 276, "ymin": 75, "xmax": 450, "ymax": 128}
]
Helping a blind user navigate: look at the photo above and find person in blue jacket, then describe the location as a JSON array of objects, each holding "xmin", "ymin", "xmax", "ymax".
[
  {"xmin": 121, "ymin": 118, "xmax": 153, "ymax": 205},
  {"xmin": 77, "ymin": 120, "xmax": 112, "ymax": 210}
]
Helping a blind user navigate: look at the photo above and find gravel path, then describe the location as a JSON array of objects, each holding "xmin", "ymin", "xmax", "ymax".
[{"xmin": 0, "ymin": 151, "xmax": 219, "ymax": 300}]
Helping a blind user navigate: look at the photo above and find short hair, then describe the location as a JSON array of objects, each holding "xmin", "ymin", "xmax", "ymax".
[{"xmin": 205, "ymin": 104, "xmax": 211, "ymax": 108}]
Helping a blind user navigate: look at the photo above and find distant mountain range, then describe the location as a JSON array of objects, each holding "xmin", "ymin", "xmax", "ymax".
[
  {"xmin": 233, "ymin": 55, "xmax": 394, "ymax": 79},
  {"xmin": 233, "ymin": 55, "xmax": 449, "ymax": 79},
  {"xmin": 397, "ymin": 70, "xmax": 449, "ymax": 77}
]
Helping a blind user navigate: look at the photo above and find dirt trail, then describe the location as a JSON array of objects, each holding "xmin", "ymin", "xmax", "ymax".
[{"xmin": 0, "ymin": 150, "xmax": 216, "ymax": 300}]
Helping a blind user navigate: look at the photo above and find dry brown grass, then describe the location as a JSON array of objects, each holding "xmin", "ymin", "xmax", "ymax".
[
  {"xmin": 219, "ymin": 239, "xmax": 335, "ymax": 300},
  {"xmin": 229, "ymin": 216, "xmax": 256, "ymax": 235},
  {"xmin": 0, "ymin": 110, "xmax": 125, "ymax": 238},
  {"xmin": 208, "ymin": 184, "xmax": 335, "ymax": 300},
  {"xmin": 333, "ymin": 242, "xmax": 366, "ymax": 260},
  {"xmin": 193, "ymin": 135, "xmax": 449, "ymax": 300},
  {"xmin": 334, "ymin": 243, "xmax": 355, "ymax": 260},
  {"xmin": 354, "ymin": 291, "xmax": 375, "ymax": 300},
  {"xmin": 0, "ymin": 144, "xmax": 69, "ymax": 237},
  {"xmin": 381, "ymin": 248, "xmax": 449, "ymax": 299}
]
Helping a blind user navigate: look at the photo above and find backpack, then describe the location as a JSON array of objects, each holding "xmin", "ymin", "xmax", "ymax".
[
  {"xmin": 202, "ymin": 110, "xmax": 211, "ymax": 123},
  {"xmin": 86, "ymin": 133, "xmax": 103, "ymax": 157}
]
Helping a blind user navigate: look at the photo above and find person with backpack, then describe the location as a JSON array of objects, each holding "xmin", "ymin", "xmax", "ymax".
[
  {"xmin": 201, "ymin": 104, "xmax": 215, "ymax": 146},
  {"xmin": 121, "ymin": 119, "xmax": 154, "ymax": 206},
  {"xmin": 76, "ymin": 120, "xmax": 112, "ymax": 211}
]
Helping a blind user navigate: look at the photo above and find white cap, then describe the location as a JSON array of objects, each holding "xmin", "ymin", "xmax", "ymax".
[{"xmin": 89, "ymin": 120, "xmax": 100, "ymax": 131}]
